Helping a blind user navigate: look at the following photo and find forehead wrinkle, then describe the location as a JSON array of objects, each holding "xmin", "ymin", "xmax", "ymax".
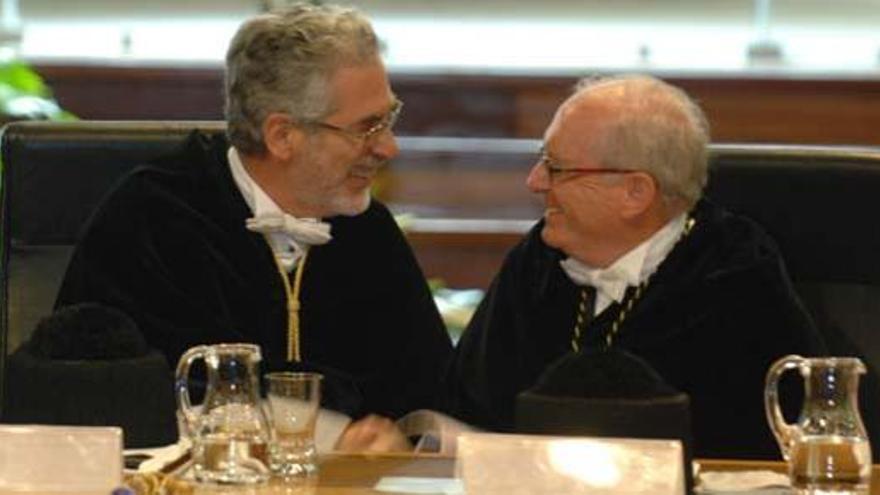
[
  {"xmin": 324, "ymin": 61, "xmax": 393, "ymax": 126},
  {"xmin": 352, "ymin": 96, "xmax": 397, "ymax": 125},
  {"xmin": 552, "ymin": 96, "xmax": 613, "ymax": 164},
  {"xmin": 561, "ymin": 81, "xmax": 694, "ymax": 168},
  {"xmin": 580, "ymin": 79, "xmax": 691, "ymax": 127}
]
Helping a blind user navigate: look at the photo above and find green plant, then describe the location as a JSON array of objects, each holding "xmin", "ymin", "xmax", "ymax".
[{"xmin": 0, "ymin": 60, "xmax": 74, "ymax": 121}]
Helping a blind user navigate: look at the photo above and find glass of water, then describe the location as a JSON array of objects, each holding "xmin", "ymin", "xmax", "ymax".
[{"xmin": 264, "ymin": 372, "xmax": 323, "ymax": 481}]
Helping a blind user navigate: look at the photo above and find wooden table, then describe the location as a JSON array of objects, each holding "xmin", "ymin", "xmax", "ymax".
[{"xmin": 134, "ymin": 453, "xmax": 880, "ymax": 494}]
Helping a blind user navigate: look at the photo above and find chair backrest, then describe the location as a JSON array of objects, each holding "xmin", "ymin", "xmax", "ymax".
[
  {"xmin": 0, "ymin": 121, "xmax": 226, "ymax": 418},
  {"xmin": 707, "ymin": 144, "xmax": 880, "ymax": 456},
  {"xmin": 707, "ymin": 144, "xmax": 880, "ymax": 364}
]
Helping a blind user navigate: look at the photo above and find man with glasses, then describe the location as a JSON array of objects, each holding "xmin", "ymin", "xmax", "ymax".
[
  {"xmin": 445, "ymin": 75, "xmax": 825, "ymax": 458},
  {"xmin": 55, "ymin": 4, "xmax": 452, "ymax": 427}
]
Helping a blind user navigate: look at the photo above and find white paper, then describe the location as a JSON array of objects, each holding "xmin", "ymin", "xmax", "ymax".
[
  {"xmin": 374, "ymin": 476, "xmax": 464, "ymax": 494},
  {"xmin": 125, "ymin": 439, "xmax": 190, "ymax": 473},
  {"xmin": 457, "ymin": 432, "xmax": 685, "ymax": 495},
  {"xmin": 0, "ymin": 424, "xmax": 123, "ymax": 493},
  {"xmin": 697, "ymin": 470, "xmax": 791, "ymax": 494}
]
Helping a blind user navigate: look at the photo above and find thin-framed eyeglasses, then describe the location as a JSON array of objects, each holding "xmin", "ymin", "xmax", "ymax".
[
  {"xmin": 538, "ymin": 147, "xmax": 638, "ymax": 182},
  {"xmin": 308, "ymin": 99, "xmax": 403, "ymax": 144}
]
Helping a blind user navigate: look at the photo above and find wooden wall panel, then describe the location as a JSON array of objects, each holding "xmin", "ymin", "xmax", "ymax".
[
  {"xmin": 29, "ymin": 62, "xmax": 880, "ymax": 289},
  {"xmin": 381, "ymin": 168, "xmax": 540, "ymax": 219},
  {"xmin": 514, "ymin": 87, "xmax": 566, "ymax": 138},
  {"xmin": 682, "ymin": 78, "xmax": 880, "ymax": 145},
  {"xmin": 39, "ymin": 65, "xmax": 225, "ymax": 120},
  {"xmin": 34, "ymin": 63, "xmax": 880, "ymax": 145},
  {"xmin": 406, "ymin": 229, "xmax": 525, "ymax": 289},
  {"xmin": 391, "ymin": 73, "xmax": 521, "ymax": 137}
]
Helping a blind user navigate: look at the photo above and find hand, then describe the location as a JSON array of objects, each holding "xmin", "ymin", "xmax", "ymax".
[{"xmin": 335, "ymin": 414, "xmax": 413, "ymax": 453}]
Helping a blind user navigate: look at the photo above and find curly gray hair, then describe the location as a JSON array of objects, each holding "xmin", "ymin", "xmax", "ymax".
[
  {"xmin": 576, "ymin": 75, "xmax": 710, "ymax": 208},
  {"xmin": 225, "ymin": 3, "xmax": 380, "ymax": 155}
]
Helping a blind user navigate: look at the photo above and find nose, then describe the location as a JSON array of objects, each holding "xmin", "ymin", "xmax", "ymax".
[
  {"xmin": 367, "ymin": 129, "xmax": 399, "ymax": 163},
  {"xmin": 526, "ymin": 161, "xmax": 550, "ymax": 193}
]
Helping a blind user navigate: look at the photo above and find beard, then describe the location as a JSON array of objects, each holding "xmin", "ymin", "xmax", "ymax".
[
  {"xmin": 331, "ymin": 186, "xmax": 372, "ymax": 217},
  {"xmin": 297, "ymin": 139, "xmax": 386, "ymax": 217}
]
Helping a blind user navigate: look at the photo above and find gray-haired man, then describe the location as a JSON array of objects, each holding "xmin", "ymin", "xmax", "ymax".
[
  {"xmin": 444, "ymin": 75, "xmax": 825, "ymax": 459},
  {"xmin": 57, "ymin": 4, "xmax": 452, "ymax": 426}
]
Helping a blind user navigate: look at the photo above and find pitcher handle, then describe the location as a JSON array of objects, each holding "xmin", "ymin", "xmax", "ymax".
[
  {"xmin": 764, "ymin": 354, "xmax": 804, "ymax": 461},
  {"xmin": 175, "ymin": 345, "xmax": 209, "ymax": 436}
]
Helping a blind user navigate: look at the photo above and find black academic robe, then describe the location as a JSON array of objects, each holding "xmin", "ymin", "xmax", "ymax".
[
  {"xmin": 56, "ymin": 132, "xmax": 453, "ymax": 419},
  {"xmin": 445, "ymin": 199, "xmax": 826, "ymax": 459}
]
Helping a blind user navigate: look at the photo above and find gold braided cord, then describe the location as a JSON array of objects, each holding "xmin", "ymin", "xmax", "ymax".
[
  {"xmin": 606, "ymin": 284, "xmax": 644, "ymax": 347},
  {"xmin": 288, "ymin": 250, "xmax": 309, "ymax": 362},
  {"xmin": 265, "ymin": 237, "xmax": 308, "ymax": 362},
  {"xmin": 573, "ymin": 216, "xmax": 697, "ymax": 350},
  {"xmin": 570, "ymin": 288, "xmax": 590, "ymax": 352}
]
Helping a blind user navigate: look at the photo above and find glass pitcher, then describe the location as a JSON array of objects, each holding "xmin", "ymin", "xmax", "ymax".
[
  {"xmin": 176, "ymin": 343, "xmax": 272, "ymax": 484},
  {"xmin": 765, "ymin": 355, "xmax": 872, "ymax": 493}
]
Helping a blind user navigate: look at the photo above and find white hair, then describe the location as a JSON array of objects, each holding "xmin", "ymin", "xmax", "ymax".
[
  {"xmin": 225, "ymin": 3, "xmax": 380, "ymax": 155},
  {"xmin": 576, "ymin": 74, "xmax": 710, "ymax": 208}
]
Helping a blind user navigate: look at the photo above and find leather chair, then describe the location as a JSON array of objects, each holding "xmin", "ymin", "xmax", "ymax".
[
  {"xmin": 0, "ymin": 121, "xmax": 224, "ymax": 445},
  {"xmin": 706, "ymin": 144, "xmax": 880, "ymax": 456},
  {"xmin": 707, "ymin": 144, "xmax": 880, "ymax": 377},
  {"xmin": 0, "ymin": 121, "xmax": 224, "ymax": 362}
]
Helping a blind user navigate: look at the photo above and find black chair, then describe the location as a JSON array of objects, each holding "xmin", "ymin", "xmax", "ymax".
[
  {"xmin": 708, "ymin": 144, "xmax": 880, "ymax": 367},
  {"xmin": 707, "ymin": 144, "xmax": 880, "ymax": 455},
  {"xmin": 0, "ymin": 121, "xmax": 224, "ymax": 362},
  {"xmin": 0, "ymin": 121, "xmax": 224, "ymax": 444}
]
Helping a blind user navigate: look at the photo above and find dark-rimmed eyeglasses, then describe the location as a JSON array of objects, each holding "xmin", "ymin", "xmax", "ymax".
[
  {"xmin": 538, "ymin": 147, "xmax": 637, "ymax": 182},
  {"xmin": 309, "ymin": 99, "xmax": 403, "ymax": 144}
]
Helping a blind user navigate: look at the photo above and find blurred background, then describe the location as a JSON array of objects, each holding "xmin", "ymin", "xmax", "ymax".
[
  {"xmin": 6, "ymin": 0, "xmax": 880, "ymax": 73},
  {"xmin": 1, "ymin": 0, "xmax": 877, "ymax": 144}
]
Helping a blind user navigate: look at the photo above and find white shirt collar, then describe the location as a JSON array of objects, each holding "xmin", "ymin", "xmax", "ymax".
[
  {"xmin": 228, "ymin": 147, "xmax": 284, "ymax": 218},
  {"xmin": 228, "ymin": 147, "xmax": 323, "ymax": 271},
  {"xmin": 560, "ymin": 213, "xmax": 687, "ymax": 315}
]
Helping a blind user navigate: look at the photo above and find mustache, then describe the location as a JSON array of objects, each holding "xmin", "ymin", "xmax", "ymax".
[{"xmin": 354, "ymin": 158, "xmax": 389, "ymax": 172}]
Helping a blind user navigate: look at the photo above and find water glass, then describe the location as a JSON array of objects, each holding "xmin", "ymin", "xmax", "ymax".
[{"xmin": 265, "ymin": 372, "xmax": 323, "ymax": 481}]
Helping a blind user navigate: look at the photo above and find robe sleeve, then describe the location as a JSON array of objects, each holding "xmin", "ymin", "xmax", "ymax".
[
  {"xmin": 345, "ymin": 204, "xmax": 454, "ymax": 419},
  {"xmin": 442, "ymin": 227, "xmax": 544, "ymax": 431},
  {"xmin": 55, "ymin": 172, "xmax": 249, "ymax": 368},
  {"xmin": 638, "ymin": 214, "xmax": 827, "ymax": 459}
]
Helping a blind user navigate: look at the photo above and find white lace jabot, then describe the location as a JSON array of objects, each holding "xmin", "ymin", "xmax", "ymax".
[
  {"xmin": 227, "ymin": 147, "xmax": 332, "ymax": 271},
  {"xmin": 560, "ymin": 213, "xmax": 686, "ymax": 315}
]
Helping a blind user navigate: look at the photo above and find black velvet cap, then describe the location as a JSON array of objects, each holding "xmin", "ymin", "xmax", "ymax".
[
  {"xmin": 2, "ymin": 304, "xmax": 178, "ymax": 448},
  {"xmin": 528, "ymin": 347, "xmax": 680, "ymax": 399},
  {"xmin": 26, "ymin": 302, "xmax": 150, "ymax": 360},
  {"xmin": 516, "ymin": 348, "xmax": 695, "ymax": 491}
]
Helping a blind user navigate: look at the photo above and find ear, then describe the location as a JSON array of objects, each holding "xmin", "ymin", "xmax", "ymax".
[
  {"xmin": 619, "ymin": 171, "xmax": 657, "ymax": 219},
  {"xmin": 262, "ymin": 113, "xmax": 304, "ymax": 161}
]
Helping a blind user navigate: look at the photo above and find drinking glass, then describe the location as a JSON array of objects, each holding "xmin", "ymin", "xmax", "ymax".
[{"xmin": 265, "ymin": 372, "xmax": 323, "ymax": 481}]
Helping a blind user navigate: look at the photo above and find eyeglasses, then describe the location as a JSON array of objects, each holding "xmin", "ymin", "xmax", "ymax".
[
  {"xmin": 308, "ymin": 99, "xmax": 403, "ymax": 144},
  {"xmin": 538, "ymin": 148, "xmax": 637, "ymax": 182}
]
